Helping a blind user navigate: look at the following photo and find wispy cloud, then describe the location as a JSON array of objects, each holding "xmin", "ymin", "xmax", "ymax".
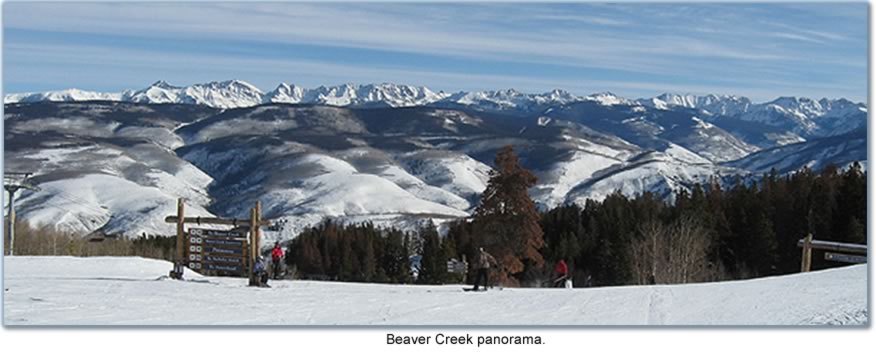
[{"xmin": 2, "ymin": 2, "xmax": 867, "ymax": 102}]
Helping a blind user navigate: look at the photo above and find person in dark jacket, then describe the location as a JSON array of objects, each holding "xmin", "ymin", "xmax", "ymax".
[
  {"xmin": 254, "ymin": 256, "xmax": 270, "ymax": 287},
  {"xmin": 271, "ymin": 242, "xmax": 284, "ymax": 279},
  {"xmin": 553, "ymin": 259, "xmax": 569, "ymax": 287},
  {"xmin": 471, "ymin": 247, "xmax": 497, "ymax": 291}
]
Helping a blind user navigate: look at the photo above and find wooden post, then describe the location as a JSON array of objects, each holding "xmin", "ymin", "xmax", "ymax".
[
  {"xmin": 7, "ymin": 189, "xmax": 16, "ymax": 256},
  {"xmin": 170, "ymin": 198, "xmax": 186, "ymax": 279},
  {"xmin": 801, "ymin": 233, "xmax": 813, "ymax": 272},
  {"xmin": 255, "ymin": 201, "xmax": 262, "ymax": 257},
  {"xmin": 248, "ymin": 207, "xmax": 257, "ymax": 286},
  {"xmin": 462, "ymin": 254, "xmax": 468, "ymax": 284},
  {"xmin": 247, "ymin": 202, "xmax": 263, "ymax": 286}
]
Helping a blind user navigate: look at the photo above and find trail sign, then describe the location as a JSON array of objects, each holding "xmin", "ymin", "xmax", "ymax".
[
  {"xmin": 189, "ymin": 228, "xmax": 247, "ymax": 239},
  {"xmin": 447, "ymin": 259, "xmax": 467, "ymax": 273},
  {"xmin": 204, "ymin": 255, "xmax": 244, "ymax": 264},
  {"xmin": 204, "ymin": 263, "xmax": 244, "ymax": 272},
  {"xmin": 204, "ymin": 246, "xmax": 245, "ymax": 256},
  {"xmin": 186, "ymin": 226, "xmax": 249, "ymax": 276},
  {"xmin": 824, "ymin": 252, "xmax": 866, "ymax": 264},
  {"xmin": 203, "ymin": 238, "xmax": 244, "ymax": 246},
  {"xmin": 167, "ymin": 200, "xmax": 264, "ymax": 281}
]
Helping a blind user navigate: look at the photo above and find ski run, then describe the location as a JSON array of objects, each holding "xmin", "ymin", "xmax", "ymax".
[{"xmin": 2, "ymin": 256, "xmax": 867, "ymax": 325}]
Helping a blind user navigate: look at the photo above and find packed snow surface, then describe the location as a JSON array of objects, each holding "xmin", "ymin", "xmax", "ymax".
[{"xmin": 3, "ymin": 256, "xmax": 867, "ymax": 325}]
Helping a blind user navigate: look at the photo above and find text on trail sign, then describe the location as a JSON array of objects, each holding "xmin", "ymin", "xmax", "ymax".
[
  {"xmin": 824, "ymin": 252, "xmax": 866, "ymax": 264},
  {"xmin": 189, "ymin": 228, "xmax": 247, "ymax": 238},
  {"xmin": 203, "ymin": 238, "xmax": 244, "ymax": 246},
  {"xmin": 189, "ymin": 245, "xmax": 245, "ymax": 256},
  {"xmin": 204, "ymin": 263, "xmax": 244, "ymax": 272},
  {"xmin": 185, "ymin": 226, "xmax": 250, "ymax": 276},
  {"xmin": 205, "ymin": 255, "xmax": 244, "ymax": 264}
]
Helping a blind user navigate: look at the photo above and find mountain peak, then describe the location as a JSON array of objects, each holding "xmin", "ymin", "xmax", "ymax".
[
  {"xmin": 150, "ymin": 80, "xmax": 178, "ymax": 89},
  {"xmin": 3, "ymin": 80, "xmax": 865, "ymax": 127},
  {"xmin": 196, "ymin": 79, "xmax": 263, "ymax": 93}
]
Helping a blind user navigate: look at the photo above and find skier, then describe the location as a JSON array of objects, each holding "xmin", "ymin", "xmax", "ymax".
[
  {"xmin": 271, "ymin": 241, "xmax": 284, "ymax": 279},
  {"xmin": 471, "ymin": 247, "xmax": 497, "ymax": 291},
  {"xmin": 254, "ymin": 256, "xmax": 270, "ymax": 287},
  {"xmin": 553, "ymin": 258, "xmax": 569, "ymax": 288}
]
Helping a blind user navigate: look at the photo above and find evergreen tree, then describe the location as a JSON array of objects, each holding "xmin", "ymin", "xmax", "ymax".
[
  {"xmin": 417, "ymin": 222, "xmax": 446, "ymax": 284},
  {"xmin": 836, "ymin": 162, "xmax": 866, "ymax": 244},
  {"xmin": 472, "ymin": 145, "xmax": 545, "ymax": 286},
  {"xmin": 360, "ymin": 231, "xmax": 377, "ymax": 282},
  {"xmin": 384, "ymin": 230, "xmax": 411, "ymax": 283}
]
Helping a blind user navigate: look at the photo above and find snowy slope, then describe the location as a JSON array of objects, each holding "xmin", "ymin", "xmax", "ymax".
[
  {"xmin": 562, "ymin": 148, "xmax": 726, "ymax": 204},
  {"xmin": 638, "ymin": 93, "xmax": 754, "ymax": 116},
  {"xmin": 640, "ymin": 93, "xmax": 867, "ymax": 140},
  {"xmin": 18, "ymin": 174, "xmax": 215, "ymax": 236},
  {"xmin": 6, "ymin": 82, "xmax": 866, "ymax": 146},
  {"xmin": 396, "ymin": 151, "xmax": 492, "ymax": 203},
  {"xmin": 265, "ymin": 83, "xmax": 449, "ymax": 107},
  {"xmin": 3, "ymin": 256, "xmax": 867, "ymax": 325},
  {"xmin": 3, "ymin": 98, "xmax": 863, "ymax": 243},
  {"xmin": 542, "ymin": 100, "xmax": 758, "ymax": 162},
  {"xmin": 6, "ymin": 144, "xmax": 216, "ymax": 237},
  {"xmin": 3, "ymin": 102, "xmax": 219, "ymax": 237},
  {"xmin": 725, "ymin": 129, "xmax": 867, "ymax": 174},
  {"xmin": 4, "ymin": 89, "xmax": 124, "ymax": 104},
  {"xmin": 5, "ymin": 81, "xmax": 447, "ymax": 109},
  {"xmin": 126, "ymin": 80, "xmax": 264, "ymax": 109}
]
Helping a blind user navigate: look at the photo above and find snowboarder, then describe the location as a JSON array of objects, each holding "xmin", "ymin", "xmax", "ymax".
[
  {"xmin": 271, "ymin": 241, "xmax": 284, "ymax": 279},
  {"xmin": 471, "ymin": 247, "xmax": 497, "ymax": 291},
  {"xmin": 553, "ymin": 259, "xmax": 569, "ymax": 288},
  {"xmin": 254, "ymin": 256, "xmax": 270, "ymax": 287}
]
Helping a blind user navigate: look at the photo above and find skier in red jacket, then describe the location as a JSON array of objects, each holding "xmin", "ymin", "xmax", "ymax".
[
  {"xmin": 271, "ymin": 242, "xmax": 284, "ymax": 279},
  {"xmin": 553, "ymin": 259, "xmax": 569, "ymax": 288}
]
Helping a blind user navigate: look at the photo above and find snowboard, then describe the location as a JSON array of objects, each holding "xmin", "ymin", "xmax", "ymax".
[{"xmin": 463, "ymin": 287, "xmax": 502, "ymax": 292}]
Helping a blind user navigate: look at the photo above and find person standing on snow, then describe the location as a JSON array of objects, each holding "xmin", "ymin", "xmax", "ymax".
[
  {"xmin": 271, "ymin": 242, "xmax": 284, "ymax": 279},
  {"xmin": 553, "ymin": 259, "xmax": 569, "ymax": 288},
  {"xmin": 471, "ymin": 247, "xmax": 497, "ymax": 291},
  {"xmin": 254, "ymin": 256, "xmax": 270, "ymax": 287}
]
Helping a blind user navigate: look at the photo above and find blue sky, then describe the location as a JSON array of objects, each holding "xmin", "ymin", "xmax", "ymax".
[{"xmin": 1, "ymin": 1, "xmax": 868, "ymax": 102}]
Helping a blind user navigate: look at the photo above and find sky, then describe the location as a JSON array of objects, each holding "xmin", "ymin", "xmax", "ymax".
[{"xmin": 1, "ymin": 1, "xmax": 869, "ymax": 103}]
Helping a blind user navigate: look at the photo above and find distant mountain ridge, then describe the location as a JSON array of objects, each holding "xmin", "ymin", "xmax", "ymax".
[
  {"xmin": 637, "ymin": 93, "xmax": 867, "ymax": 138},
  {"xmin": 4, "ymin": 80, "xmax": 867, "ymax": 240},
  {"xmin": 7, "ymin": 79, "xmax": 863, "ymax": 111},
  {"xmin": 5, "ymin": 80, "xmax": 632, "ymax": 110},
  {"xmin": 7, "ymin": 80, "xmax": 865, "ymax": 140},
  {"xmin": 4, "ymin": 98, "xmax": 865, "ymax": 240}
]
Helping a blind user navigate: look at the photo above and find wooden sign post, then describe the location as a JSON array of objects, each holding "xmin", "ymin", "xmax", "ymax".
[
  {"xmin": 797, "ymin": 234, "xmax": 867, "ymax": 272},
  {"xmin": 187, "ymin": 227, "xmax": 249, "ymax": 276},
  {"xmin": 248, "ymin": 201, "xmax": 263, "ymax": 287},
  {"xmin": 800, "ymin": 233, "xmax": 813, "ymax": 272},
  {"xmin": 164, "ymin": 199, "xmax": 268, "ymax": 281},
  {"xmin": 169, "ymin": 198, "xmax": 186, "ymax": 279}
]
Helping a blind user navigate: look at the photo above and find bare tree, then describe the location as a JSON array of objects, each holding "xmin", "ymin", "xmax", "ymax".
[
  {"xmin": 666, "ymin": 216, "xmax": 711, "ymax": 284},
  {"xmin": 630, "ymin": 216, "xmax": 720, "ymax": 285},
  {"xmin": 631, "ymin": 221, "xmax": 665, "ymax": 285}
]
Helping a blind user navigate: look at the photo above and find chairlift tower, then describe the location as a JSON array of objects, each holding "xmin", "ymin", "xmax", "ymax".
[{"xmin": 4, "ymin": 172, "xmax": 40, "ymax": 255}]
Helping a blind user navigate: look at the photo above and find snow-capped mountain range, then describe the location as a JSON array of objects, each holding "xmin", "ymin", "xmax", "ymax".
[
  {"xmin": 637, "ymin": 93, "xmax": 867, "ymax": 138},
  {"xmin": 5, "ymin": 80, "xmax": 633, "ymax": 109},
  {"xmin": 3, "ymin": 80, "xmax": 867, "ymax": 244},
  {"xmin": 6, "ymin": 80, "xmax": 865, "ymax": 136}
]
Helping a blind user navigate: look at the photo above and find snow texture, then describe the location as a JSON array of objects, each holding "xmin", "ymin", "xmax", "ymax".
[{"xmin": 2, "ymin": 256, "xmax": 867, "ymax": 326}]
